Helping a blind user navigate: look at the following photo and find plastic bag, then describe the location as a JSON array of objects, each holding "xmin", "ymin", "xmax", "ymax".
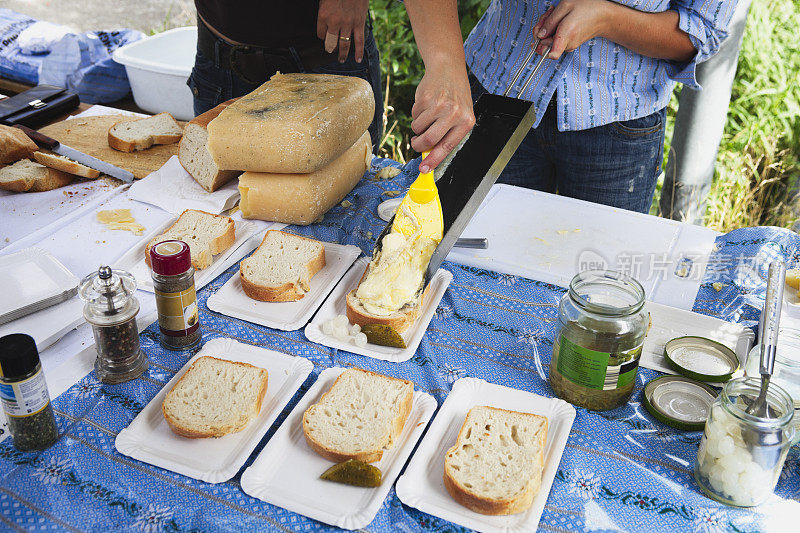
[
  {"xmin": 0, "ymin": 9, "xmax": 39, "ymax": 84},
  {"xmin": 17, "ymin": 21, "xmax": 72, "ymax": 55},
  {"xmin": 39, "ymin": 29, "xmax": 143, "ymax": 104}
]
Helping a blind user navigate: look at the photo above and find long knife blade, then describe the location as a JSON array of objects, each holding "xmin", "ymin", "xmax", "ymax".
[
  {"xmin": 8, "ymin": 123, "xmax": 135, "ymax": 183},
  {"xmin": 51, "ymin": 143, "xmax": 135, "ymax": 183},
  {"xmin": 424, "ymin": 94, "xmax": 538, "ymax": 282}
]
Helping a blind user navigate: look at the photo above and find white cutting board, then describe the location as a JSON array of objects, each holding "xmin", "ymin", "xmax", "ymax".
[{"xmin": 449, "ymin": 185, "xmax": 719, "ymax": 310}]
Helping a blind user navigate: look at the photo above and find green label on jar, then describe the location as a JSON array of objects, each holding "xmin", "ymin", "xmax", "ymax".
[{"xmin": 556, "ymin": 335, "xmax": 642, "ymax": 391}]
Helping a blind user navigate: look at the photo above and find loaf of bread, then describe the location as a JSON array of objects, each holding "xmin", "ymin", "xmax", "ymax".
[
  {"xmin": 302, "ymin": 368, "xmax": 414, "ymax": 463},
  {"xmin": 162, "ymin": 356, "xmax": 268, "ymax": 438},
  {"xmin": 443, "ymin": 406, "xmax": 548, "ymax": 515},
  {"xmin": 240, "ymin": 230, "xmax": 326, "ymax": 302},
  {"xmin": 238, "ymin": 130, "xmax": 371, "ymax": 225},
  {"xmin": 144, "ymin": 209, "xmax": 235, "ymax": 270},
  {"xmin": 0, "ymin": 125, "xmax": 37, "ymax": 165},
  {"xmin": 0, "ymin": 159, "xmax": 73, "ymax": 192},
  {"xmin": 207, "ymin": 72, "xmax": 374, "ymax": 174},
  {"xmin": 178, "ymin": 99, "xmax": 241, "ymax": 192}
]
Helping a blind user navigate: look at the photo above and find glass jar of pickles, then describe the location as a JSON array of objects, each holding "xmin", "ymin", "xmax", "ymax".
[
  {"xmin": 745, "ymin": 327, "xmax": 800, "ymax": 431},
  {"xmin": 694, "ymin": 377, "xmax": 795, "ymax": 507},
  {"xmin": 549, "ymin": 270, "xmax": 649, "ymax": 410}
]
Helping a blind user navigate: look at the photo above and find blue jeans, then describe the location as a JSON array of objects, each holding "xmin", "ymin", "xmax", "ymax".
[
  {"xmin": 469, "ymin": 74, "xmax": 666, "ymax": 213},
  {"xmin": 188, "ymin": 25, "xmax": 383, "ymax": 148}
]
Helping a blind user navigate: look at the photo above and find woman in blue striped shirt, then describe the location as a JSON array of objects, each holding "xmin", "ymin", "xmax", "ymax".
[{"xmin": 404, "ymin": 0, "xmax": 737, "ymax": 213}]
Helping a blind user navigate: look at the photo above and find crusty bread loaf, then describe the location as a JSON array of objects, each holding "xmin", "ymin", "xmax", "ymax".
[
  {"xmin": 144, "ymin": 209, "xmax": 235, "ymax": 270},
  {"xmin": 33, "ymin": 151, "xmax": 101, "ymax": 179},
  {"xmin": 162, "ymin": 356, "xmax": 268, "ymax": 438},
  {"xmin": 302, "ymin": 368, "xmax": 414, "ymax": 463},
  {"xmin": 207, "ymin": 72, "xmax": 374, "ymax": 173},
  {"xmin": 443, "ymin": 406, "xmax": 548, "ymax": 516},
  {"xmin": 239, "ymin": 230, "xmax": 326, "ymax": 302},
  {"xmin": 237, "ymin": 130, "xmax": 371, "ymax": 225},
  {"xmin": 178, "ymin": 99, "xmax": 241, "ymax": 192},
  {"xmin": 0, "ymin": 124, "xmax": 38, "ymax": 165},
  {"xmin": 0, "ymin": 159, "xmax": 73, "ymax": 192},
  {"xmin": 108, "ymin": 112, "xmax": 182, "ymax": 153}
]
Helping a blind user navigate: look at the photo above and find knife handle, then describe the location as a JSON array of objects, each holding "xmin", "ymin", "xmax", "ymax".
[{"xmin": 13, "ymin": 124, "xmax": 59, "ymax": 151}]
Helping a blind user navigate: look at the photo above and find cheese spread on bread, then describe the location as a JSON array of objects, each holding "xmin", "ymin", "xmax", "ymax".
[{"xmin": 356, "ymin": 207, "xmax": 436, "ymax": 316}]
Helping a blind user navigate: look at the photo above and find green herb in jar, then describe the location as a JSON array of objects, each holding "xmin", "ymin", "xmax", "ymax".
[
  {"xmin": 0, "ymin": 334, "xmax": 58, "ymax": 451},
  {"xmin": 549, "ymin": 270, "xmax": 649, "ymax": 411}
]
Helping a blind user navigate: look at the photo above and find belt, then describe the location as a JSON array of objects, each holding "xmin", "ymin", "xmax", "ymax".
[{"xmin": 196, "ymin": 17, "xmax": 338, "ymax": 85}]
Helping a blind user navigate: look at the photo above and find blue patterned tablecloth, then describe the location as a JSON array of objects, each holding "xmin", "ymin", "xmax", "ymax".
[{"xmin": 1, "ymin": 158, "xmax": 799, "ymax": 533}]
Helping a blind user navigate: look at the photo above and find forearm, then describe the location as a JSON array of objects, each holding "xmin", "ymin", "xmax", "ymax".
[
  {"xmin": 601, "ymin": 3, "xmax": 696, "ymax": 62},
  {"xmin": 404, "ymin": 0, "xmax": 467, "ymax": 72}
]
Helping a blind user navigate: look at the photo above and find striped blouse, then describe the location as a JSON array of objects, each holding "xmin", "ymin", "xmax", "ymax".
[{"xmin": 464, "ymin": 0, "xmax": 738, "ymax": 131}]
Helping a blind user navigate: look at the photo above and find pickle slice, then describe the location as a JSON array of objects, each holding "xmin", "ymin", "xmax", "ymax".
[
  {"xmin": 320, "ymin": 459, "xmax": 382, "ymax": 487},
  {"xmin": 360, "ymin": 324, "xmax": 406, "ymax": 348}
]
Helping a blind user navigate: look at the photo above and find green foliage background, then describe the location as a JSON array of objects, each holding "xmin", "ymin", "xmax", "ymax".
[{"xmin": 371, "ymin": 0, "xmax": 800, "ymax": 231}]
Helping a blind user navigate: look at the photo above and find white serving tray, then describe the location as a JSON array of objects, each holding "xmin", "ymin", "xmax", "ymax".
[
  {"xmin": 207, "ymin": 242, "xmax": 361, "ymax": 331},
  {"xmin": 0, "ymin": 297, "xmax": 83, "ymax": 352},
  {"xmin": 241, "ymin": 367, "xmax": 437, "ymax": 530},
  {"xmin": 304, "ymin": 257, "xmax": 453, "ymax": 362},
  {"xmin": 641, "ymin": 300, "xmax": 754, "ymax": 376},
  {"xmin": 115, "ymin": 337, "xmax": 314, "ymax": 483},
  {"xmin": 114, "ymin": 217, "xmax": 260, "ymax": 292},
  {"xmin": 396, "ymin": 377, "xmax": 576, "ymax": 533},
  {"xmin": 0, "ymin": 248, "xmax": 79, "ymax": 324}
]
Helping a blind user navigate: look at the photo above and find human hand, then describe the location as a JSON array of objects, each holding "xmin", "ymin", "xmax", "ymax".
[
  {"xmin": 532, "ymin": 0, "xmax": 612, "ymax": 60},
  {"xmin": 410, "ymin": 67, "xmax": 475, "ymax": 173},
  {"xmin": 317, "ymin": 0, "xmax": 369, "ymax": 63}
]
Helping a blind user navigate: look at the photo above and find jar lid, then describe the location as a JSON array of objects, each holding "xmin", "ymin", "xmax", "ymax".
[
  {"xmin": 0, "ymin": 333, "xmax": 40, "ymax": 379},
  {"xmin": 149, "ymin": 240, "xmax": 191, "ymax": 276},
  {"xmin": 664, "ymin": 336, "xmax": 740, "ymax": 383},
  {"xmin": 643, "ymin": 375, "xmax": 718, "ymax": 431}
]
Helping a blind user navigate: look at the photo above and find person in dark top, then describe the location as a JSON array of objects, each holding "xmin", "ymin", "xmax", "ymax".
[{"xmin": 190, "ymin": 1, "xmax": 382, "ymax": 148}]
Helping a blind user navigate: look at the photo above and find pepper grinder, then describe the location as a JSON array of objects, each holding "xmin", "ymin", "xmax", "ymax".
[{"xmin": 79, "ymin": 266, "xmax": 148, "ymax": 383}]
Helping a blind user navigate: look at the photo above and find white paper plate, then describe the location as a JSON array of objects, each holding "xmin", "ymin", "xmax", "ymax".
[
  {"xmin": 641, "ymin": 300, "xmax": 754, "ymax": 377},
  {"xmin": 396, "ymin": 378, "xmax": 576, "ymax": 533},
  {"xmin": 0, "ymin": 248, "xmax": 79, "ymax": 324},
  {"xmin": 0, "ymin": 297, "xmax": 83, "ymax": 352},
  {"xmin": 206, "ymin": 242, "xmax": 361, "ymax": 331},
  {"xmin": 304, "ymin": 257, "xmax": 452, "ymax": 362},
  {"xmin": 114, "ymin": 218, "xmax": 260, "ymax": 292},
  {"xmin": 241, "ymin": 367, "xmax": 437, "ymax": 530},
  {"xmin": 115, "ymin": 337, "xmax": 313, "ymax": 483}
]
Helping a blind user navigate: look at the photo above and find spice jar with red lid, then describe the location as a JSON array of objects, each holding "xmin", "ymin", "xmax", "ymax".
[{"xmin": 149, "ymin": 240, "xmax": 201, "ymax": 350}]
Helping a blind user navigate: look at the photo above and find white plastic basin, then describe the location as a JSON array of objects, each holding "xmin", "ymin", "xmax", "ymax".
[{"xmin": 113, "ymin": 27, "xmax": 197, "ymax": 120}]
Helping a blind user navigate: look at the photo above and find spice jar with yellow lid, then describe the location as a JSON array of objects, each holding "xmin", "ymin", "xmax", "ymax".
[{"xmin": 549, "ymin": 270, "xmax": 649, "ymax": 410}]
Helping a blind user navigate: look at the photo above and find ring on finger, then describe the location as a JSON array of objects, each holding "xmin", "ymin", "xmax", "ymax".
[{"xmin": 339, "ymin": 35, "xmax": 351, "ymax": 41}]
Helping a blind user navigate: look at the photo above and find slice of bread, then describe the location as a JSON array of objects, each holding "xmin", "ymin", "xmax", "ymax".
[
  {"xmin": 0, "ymin": 159, "xmax": 73, "ymax": 192},
  {"xmin": 345, "ymin": 277, "xmax": 424, "ymax": 333},
  {"xmin": 178, "ymin": 99, "xmax": 241, "ymax": 192},
  {"xmin": 239, "ymin": 230, "xmax": 326, "ymax": 302},
  {"xmin": 108, "ymin": 112, "xmax": 183, "ymax": 153},
  {"xmin": 443, "ymin": 406, "xmax": 548, "ymax": 515},
  {"xmin": 162, "ymin": 356, "xmax": 269, "ymax": 438},
  {"xmin": 0, "ymin": 124, "xmax": 38, "ymax": 165},
  {"xmin": 33, "ymin": 151, "xmax": 101, "ymax": 179},
  {"xmin": 302, "ymin": 368, "xmax": 414, "ymax": 463},
  {"xmin": 144, "ymin": 209, "xmax": 235, "ymax": 270}
]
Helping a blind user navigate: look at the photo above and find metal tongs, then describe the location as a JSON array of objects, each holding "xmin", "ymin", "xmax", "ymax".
[{"xmin": 504, "ymin": 38, "xmax": 553, "ymax": 98}]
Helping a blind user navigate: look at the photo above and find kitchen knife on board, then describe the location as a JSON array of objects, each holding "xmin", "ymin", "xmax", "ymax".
[{"xmin": 4, "ymin": 121, "xmax": 135, "ymax": 183}]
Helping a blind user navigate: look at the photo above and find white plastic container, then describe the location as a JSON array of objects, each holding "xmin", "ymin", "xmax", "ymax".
[{"xmin": 112, "ymin": 27, "xmax": 197, "ymax": 120}]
